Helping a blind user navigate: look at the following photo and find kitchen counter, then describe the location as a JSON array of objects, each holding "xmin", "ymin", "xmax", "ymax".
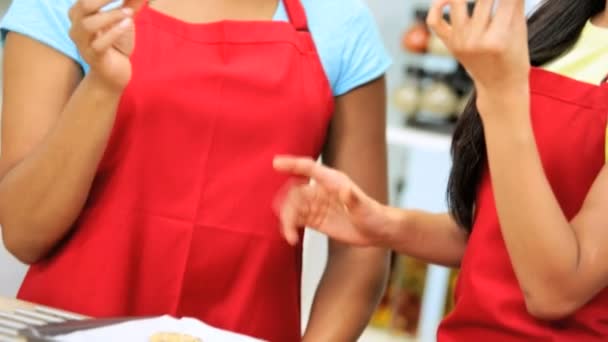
[{"xmin": 1, "ymin": 297, "xmax": 418, "ymax": 342}]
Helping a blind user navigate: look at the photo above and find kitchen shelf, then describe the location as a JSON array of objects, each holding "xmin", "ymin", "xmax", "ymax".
[
  {"xmin": 386, "ymin": 125, "xmax": 452, "ymax": 152},
  {"xmin": 404, "ymin": 53, "xmax": 458, "ymax": 74}
]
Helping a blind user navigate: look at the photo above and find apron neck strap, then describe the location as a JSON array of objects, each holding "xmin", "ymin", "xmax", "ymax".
[{"xmin": 283, "ymin": 0, "xmax": 309, "ymax": 31}]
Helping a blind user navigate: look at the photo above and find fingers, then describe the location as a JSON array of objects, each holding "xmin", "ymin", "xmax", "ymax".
[
  {"xmin": 278, "ymin": 184, "xmax": 311, "ymax": 246},
  {"xmin": 428, "ymin": 0, "xmax": 525, "ymax": 41},
  {"xmin": 81, "ymin": 7, "xmax": 133, "ymax": 36},
  {"xmin": 448, "ymin": 0, "xmax": 470, "ymax": 27},
  {"xmin": 278, "ymin": 184, "xmax": 334, "ymax": 246},
  {"xmin": 70, "ymin": 0, "xmax": 119, "ymax": 20},
  {"xmin": 470, "ymin": 0, "xmax": 494, "ymax": 35},
  {"xmin": 273, "ymin": 156, "xmax": 316, "ymax": 177},
  {"xmin": 70, "ymin": 7, "xmax": 133, "ymax": 45},
  {"xmin": 494, "ymin": 0, "xmax": 525, "ymax": 14},
  {"xmin": 273, "ymin": 156, "xmax": 366, "ymax": 213},
  {"xmin": 339, "ymin": 184, "xmax": 361, "ymax": 212},
  {"xmin": 491, "ymin": 0, "xmax": 526, "ymax": 32},
  {"xmin": 273, "ymin": 156, "xmax": 341, "ymax": 193},
  {"xmin": 69, "ymin": 1, "xmax": 135, "ymax": 59},
  {"xmin": 279, "ymin": 198, "xmax": 302, "ymax": 246},
  {"xmin": 90, "ymin": 17, "xmax": 133, "ymax": 53},
  {"xmin": 426, "ymin": 0, "xmax": 452, "ymax": 41},
  {"xmin": 306, "ymin": 185, "xmax": 330, "ymax": 228}
]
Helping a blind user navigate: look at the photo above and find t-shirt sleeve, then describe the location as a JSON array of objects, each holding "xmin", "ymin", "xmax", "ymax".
[
  {"xmin": 1, "ymin": 0, "xmax": 84, "ymax": 67},
  {"xmin": 333, "ymin": 2, "xmax": 392, "ymax": 96}
]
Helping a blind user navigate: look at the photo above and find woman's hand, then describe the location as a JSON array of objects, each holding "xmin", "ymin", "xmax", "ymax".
[
  {"xmin": 427, "ymin": 0, "xmax": 530, "ymax": 105},
  {"xmin": 273, "ymin": 156, "xmax": 395, "ymax": 246},
  {"xmin": 68, "ymin": 0, "xmax": 146, "ymax": 91}
]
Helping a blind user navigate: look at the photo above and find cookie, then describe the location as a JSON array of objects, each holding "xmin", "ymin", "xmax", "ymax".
[{"xmin": 149, "ymin": 332, "xmax": 202, "ymax": 342}]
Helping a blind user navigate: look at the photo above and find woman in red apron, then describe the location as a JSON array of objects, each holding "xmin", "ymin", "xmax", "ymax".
[
  {"xmin": 274, "ymin": 0, "xmax": 608, "ymax": 340},
  {"xmin": 0, "ymin": 0, "xmax": 389, "ymax": 340}
]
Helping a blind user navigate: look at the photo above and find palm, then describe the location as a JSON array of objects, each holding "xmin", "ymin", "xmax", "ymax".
[
  {"xmin": 304, "ymin": 186, "xmax": 385, "ymax": 247},
  {"xmin": 273, "ymin": 156, "xmax": 389, "ymax": 247}
]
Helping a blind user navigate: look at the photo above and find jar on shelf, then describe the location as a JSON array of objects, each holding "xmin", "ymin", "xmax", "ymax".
[
  {"xmin": 402, "ymin": 9, "xmax": 430, "ymax": 54},
  {"xmin": 418, "ymin": 72, "xmax": 459, "ymax": 121},
  {"xmin": 393, "ymin": 66, "xmax": 422, "ymax": 119},
  {"xmin": 389, "ymin": 256, "xmax": 428, "ymax": 336},
  {"xmin": 428, "ymin": 33, "xmax": 451, "ymax": 57}
]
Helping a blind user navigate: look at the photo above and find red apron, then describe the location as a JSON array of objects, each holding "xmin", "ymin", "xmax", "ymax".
[
  {"xmin": 18, "ymin": 1, "xmax": 334, "ymax": 341},
  {"xmin": 438, "ymin": 68, "xmax": 608, "ymax": 341}
]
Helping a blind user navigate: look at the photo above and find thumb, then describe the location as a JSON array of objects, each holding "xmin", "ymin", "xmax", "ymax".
[{"xmin": 339, "ymin": 185, "xmax": 364, "ymax": 212}]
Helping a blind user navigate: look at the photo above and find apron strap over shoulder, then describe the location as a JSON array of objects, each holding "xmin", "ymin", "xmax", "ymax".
[{"xmin": 283, "ymin": 0, "xmax": 309, "ymax": 32}]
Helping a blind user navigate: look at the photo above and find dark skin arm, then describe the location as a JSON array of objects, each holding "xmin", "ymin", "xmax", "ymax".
[
  {"xmin": 0, "ymin": 0, "xmax": 141, "ymax": 264},
  {"xmin": 303, "ymin": 77, "xmax": 390, "ymax": 341},
  {"xmin": 0, "ymin": 33, "xmax": 113, "ymax": 264}
]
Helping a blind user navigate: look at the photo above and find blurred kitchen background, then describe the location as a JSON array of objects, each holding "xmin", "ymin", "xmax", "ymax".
[{"xmin": 0, "ymin": 1, "xmax": 541, "ymax": 341}]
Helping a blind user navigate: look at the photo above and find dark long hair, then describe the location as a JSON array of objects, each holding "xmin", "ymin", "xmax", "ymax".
[{"xmin": 447, "ymin": 0, "xmax": 607, "ymax": 232}]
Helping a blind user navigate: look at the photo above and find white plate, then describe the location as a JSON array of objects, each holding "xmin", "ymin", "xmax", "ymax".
[{"xmin": 54, "ymin": 316, "xmax": 263, "ymax": 342}]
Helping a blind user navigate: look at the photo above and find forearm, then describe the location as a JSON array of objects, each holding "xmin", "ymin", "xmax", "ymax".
[
  {"xmin": 304, "ymin": 77, "xmax": 392, "ymax": 340},
  {"xmin": 480, "ymin": 88, "xmax": 580, "ymax": 312},
  {"xmin": 304, "ymin": 246, "xmax": 389, "ymax": 341},
  {"xmin": 383, "ymin": 208, "xmax": 467, "ymax": 267},
  {"xmin": 0, "ymin": 75, "xmax": 122, "ymax": 263}
]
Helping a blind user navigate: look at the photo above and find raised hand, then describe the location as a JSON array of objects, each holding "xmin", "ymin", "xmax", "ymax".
[
  {"xmin": 273, "ymin": 156, "xmax": 394, "ymax": 246},
  {"xmin": 68, "ymin": 0, "xmax": 146, "ymax": 91},
  {"xmin": 427, "ymin": 0, "xmax": 530, "ymax": 99}
]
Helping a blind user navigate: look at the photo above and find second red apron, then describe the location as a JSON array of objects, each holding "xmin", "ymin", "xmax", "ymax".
[{"xmin": 439, "ymin": 68, "xmax": 608, "ymax": 341}]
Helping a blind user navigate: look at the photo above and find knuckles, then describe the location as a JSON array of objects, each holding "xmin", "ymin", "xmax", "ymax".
[{"xmin": 451, "ymin": 37, "xmax": 508, "ymax": 56}]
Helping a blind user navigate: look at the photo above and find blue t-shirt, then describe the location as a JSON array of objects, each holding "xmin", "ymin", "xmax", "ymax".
[{"xmin": 0, "ymin": 0, "xmax": 391, "ymax": 96}]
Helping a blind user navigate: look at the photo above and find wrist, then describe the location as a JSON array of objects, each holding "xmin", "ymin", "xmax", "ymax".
[
  {"xmin": 477, "ymin": 82, "xmax": 532, "ymax": 129},
  {"xmin": 475, "ymin": 66, "xmax": 530, "ymax": 99},
  {"xmin": 373, "ymin": 206, "xmax": 407, "ymax": 248},
  {"xmin": 476, "ymin": 82, "xmax": 530, "ymax": 112}
]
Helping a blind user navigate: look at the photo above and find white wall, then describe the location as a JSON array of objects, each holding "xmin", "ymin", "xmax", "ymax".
[{"xmin": 0, "ymin": 244, "xmax": 26, "ymax": 297}]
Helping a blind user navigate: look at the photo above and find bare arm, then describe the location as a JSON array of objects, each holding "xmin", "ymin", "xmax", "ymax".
[
  {"xmin": 303, "ymin": 78, "xmax": 390, "ymax": 341},
  {"xmin": 273, "ymin": 85, "xmax": 466, "ymax": 337},
  {"xmin": 274, "ymin": 157, "xmax": 468, "ymax": 269},
  {"xmin": 0, "ymin": 1, "xmax": 137, "ymax": 264},
  {"xmin": 383, "ymin": 210, "xmax": 467, "ymax": 268},
  {"xmin": 428, "ymin": 0, "xmax": 608, "ymax": 320},
  {"xmin": 483, "ymin": 98, "xmax": 608, "ymax": 320},
  {"xmin": 0, "ymin": 34, "xmax": 122, "ymax": 264}
]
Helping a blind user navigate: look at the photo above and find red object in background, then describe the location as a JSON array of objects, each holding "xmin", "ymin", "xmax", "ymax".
[
  {"xmin": 402, "ymin": 10, "xmax": 430, "ymax": 54},
  {"xmin": 438, "ymin": 68, "xmax": 608, "ymax": 341},
  {"xmin": 402, "ymin": 23, "xmax": 429, "ymax": 54},
  {"xmin": 16, "ymin": 1, "xmax": 334, "ymax": 342}
]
